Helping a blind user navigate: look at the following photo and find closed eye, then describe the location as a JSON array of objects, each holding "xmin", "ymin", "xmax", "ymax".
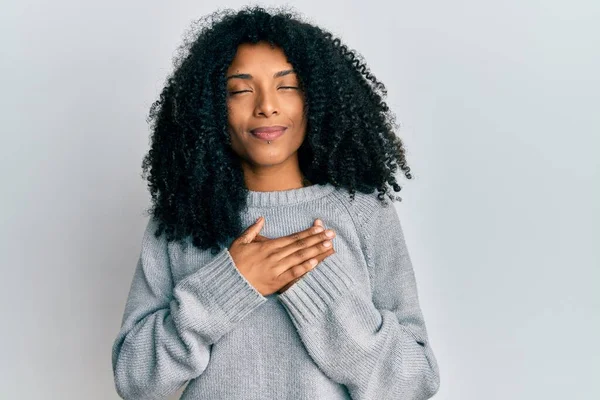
[
  {"xmin": 228, "ymin": 87, "xmax": 299, "ymax": 96},
  {"xmin": 228, "ymin": 90, "xmax": 251, "ymax": 95}
]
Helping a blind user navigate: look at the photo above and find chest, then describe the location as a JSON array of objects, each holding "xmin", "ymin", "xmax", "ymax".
[{"xmin": 168, "ymin": 210, "xmax": 374, "ymax": 298}]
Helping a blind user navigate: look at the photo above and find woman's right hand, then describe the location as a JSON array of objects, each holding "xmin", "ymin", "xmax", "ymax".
[{"xmin": 227, "ymin": 216, "xmax": 336, "ymax": 296}]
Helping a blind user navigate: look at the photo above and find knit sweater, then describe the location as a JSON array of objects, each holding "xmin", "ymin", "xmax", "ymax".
[{"xmin": 111, "ymin": 182, "xmax": 440, "ymax": 399}]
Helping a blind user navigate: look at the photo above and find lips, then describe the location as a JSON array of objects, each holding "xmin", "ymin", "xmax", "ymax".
[{"xmin": 250, "ymin": 126, "xmax": 287, "ymax": 140}]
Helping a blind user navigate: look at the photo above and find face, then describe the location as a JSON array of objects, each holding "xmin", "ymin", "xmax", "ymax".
[{"xmin": 225, "ymin": 41, "xmax": 307, "ymax": 170}]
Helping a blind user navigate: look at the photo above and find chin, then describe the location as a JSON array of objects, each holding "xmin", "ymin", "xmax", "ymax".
[
  {"xmin": 247, "ymin": 147, "xmax": 296, "ymax": 164},
  {"xmin": 250, "ymin": 155, "xmax": 289, "ymax": 167}
]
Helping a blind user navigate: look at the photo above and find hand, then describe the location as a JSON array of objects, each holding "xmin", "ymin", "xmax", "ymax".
[
  {"xmin": 277, "ymin": 219, "xmax": 336, "ymax": 294},
  {"xmin": 228, "ymin": 217, "xmax": 336, "ymax": 296}
]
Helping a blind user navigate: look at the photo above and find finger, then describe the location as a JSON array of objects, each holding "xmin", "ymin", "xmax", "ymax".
[
  {"xmin": 264, "ymin": 223, "xmax": 324, "ymax": 251},
  {"xmin": 273, "ymin": 231, "xmax": 335, "ymax": 274},
  {"xmin": 313, "ymin": 247, "xmax": 335, "ymax": 263},
  {"xmin": 277, "ymin": 226, "xmax": 334, "ymax": 258},
  {"xmin": 281, "ymin": 247, "xmax": 334, "ymax": 290},
  {"xmin": 276, "ymin": 258, "xmax": 318, "ymax": 288},
  {"xmin": 254, "ymin": 233, "xmax": 269, "ymax": 242},
  {"xmin": 277, "ymin": 246, "xmax": 334, "ymax": 294},
  {"xmin": 237, "ymin": 216, "xmax": 265, "ymax": 244}
]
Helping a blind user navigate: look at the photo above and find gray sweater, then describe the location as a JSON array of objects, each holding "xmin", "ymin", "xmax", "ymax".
[{"xmin": 111, "ymin": 182, "xmax": 440, "ymax": 399}]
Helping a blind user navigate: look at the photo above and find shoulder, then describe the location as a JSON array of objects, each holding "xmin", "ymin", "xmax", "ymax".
[
  {"xmin": 329, "ymin": 187, "xmax": 399, "ymax": 233},
  {"xmin": 142, "ymin": 215, "xmax": 163, "ymax": 240},
  {"xmin": 139, "ymin": 216, "xmax": 171, "ymax": 256}
]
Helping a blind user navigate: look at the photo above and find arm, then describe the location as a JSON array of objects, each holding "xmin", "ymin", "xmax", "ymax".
[
  {"xmin": 277, "ymin": 200, "xmax": 440, "ymax": 399},
  {"xmin": 111, "ymin": 218, "xmax": 267, "ymax": 399}
]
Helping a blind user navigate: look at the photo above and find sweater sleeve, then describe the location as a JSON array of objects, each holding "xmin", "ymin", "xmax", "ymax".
[
  {"xmin": 277, "ymin": 200, "xmax": 440, "ymax": 399},
  {"xmin": 111, "ymin": 218, "xmax": 267, "ymax": 399}
]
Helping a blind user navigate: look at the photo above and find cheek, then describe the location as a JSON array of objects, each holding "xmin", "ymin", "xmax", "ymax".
[
  {"xmin": 285, "ymin": 98, "xmax": 306, "ymax": 122},
  {"xmin": 226, "ymin": 104, "xmax": 243, "ymax": 129},
  {"xmin": 226, "ymin": 102, "xmax": 235, "ymax": 120}
]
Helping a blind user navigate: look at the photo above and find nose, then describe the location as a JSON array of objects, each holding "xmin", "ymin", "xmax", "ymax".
[{"xmin": 253, "ymin": 87, "xmax": 279, "ymax": 117}]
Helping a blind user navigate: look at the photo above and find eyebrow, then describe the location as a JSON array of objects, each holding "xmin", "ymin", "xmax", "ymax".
[{"xmin": 226, "ymin": 69, "xmax": 296, "ymax": 81}]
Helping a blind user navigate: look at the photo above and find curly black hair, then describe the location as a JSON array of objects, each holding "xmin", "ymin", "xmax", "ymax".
[{"xmin": 141, "ymin": 5, "xmax": 413, "ymax": 254}]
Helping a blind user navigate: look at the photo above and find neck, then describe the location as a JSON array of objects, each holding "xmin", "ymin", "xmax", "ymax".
[{"xmin": 241, "ymin": 156, "xmax": 311, "ymax": 192}]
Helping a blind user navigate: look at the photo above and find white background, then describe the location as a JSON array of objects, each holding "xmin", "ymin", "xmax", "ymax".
[{"xmin": 1, "ymin": 0, "xmax": 598, "ymax": 399}]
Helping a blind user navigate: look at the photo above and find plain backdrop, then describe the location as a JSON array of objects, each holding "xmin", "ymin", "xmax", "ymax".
[{"xmin": 1, "ymin": 0, "xmax": 598, "ymax": 399}]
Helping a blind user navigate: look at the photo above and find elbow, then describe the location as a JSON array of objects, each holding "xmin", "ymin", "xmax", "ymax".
[
  {"xmin": 112, "ymin": 349, "xmax": 166, "ymax": 400},
  {"xmin": 112, "ymin": 343, "xmax": 151, "ymax": 399},
  {"xmin": 114, "ymin": 378, "xmax": 141, "ymax": 400},
  {"xmin": 114, "ymin": 380, "xmax": 137, "ymax": 400},
  {"xmin": 402, "ymin": 339, "xmax": 441, "ymax": 399},
  {"xmin": 113, "ymin": 367, "xmax": 180, "ymax": 400},
  {"xmin": 111, "ymin": 346, "xmax": 205, "ymax": 400},
  {"xmin": 113, "ymin": 364, "xmax": 157, "ymax": 400},
  {"xmin": 403, "ymin": 360, "xmax": 440, "ymax": 400},
  {"xmin": 424, "ymin": 367, "xmax": 440, "ymax": 398},
  {"xmin": 113, "ymin": 352, "xmax": 191, "ymax": 400},
  {"xmin": 420, "ymin": 344, "xmax": 441, "ymax": 398}
]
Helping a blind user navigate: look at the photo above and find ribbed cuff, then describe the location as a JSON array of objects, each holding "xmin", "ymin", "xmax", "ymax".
[
  {"xmin": 277, "ymin": 253, "xmax": 357, "ymax": 325},
  {"xmin": 176, "ymin": 247, "xmax": 267, "ymax": 328}
]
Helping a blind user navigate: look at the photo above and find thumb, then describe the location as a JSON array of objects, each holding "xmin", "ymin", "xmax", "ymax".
[
  {"xmin": 254, "ymin": 234, "xmax": 269, "ymax": 242},
  {"xmin": 239, "ymin": 216, "xmax": 265, "ymax": 244}
]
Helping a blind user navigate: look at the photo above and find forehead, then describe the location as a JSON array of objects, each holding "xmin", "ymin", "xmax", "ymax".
[{"xmin": 227, "ymin": 42, "xmax": 292, "ymax": 73}]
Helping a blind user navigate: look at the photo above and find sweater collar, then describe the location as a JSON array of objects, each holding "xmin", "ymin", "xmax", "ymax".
[{"xmin": 245, "ymin": 182, "xmax": 337, "ymax": 208}]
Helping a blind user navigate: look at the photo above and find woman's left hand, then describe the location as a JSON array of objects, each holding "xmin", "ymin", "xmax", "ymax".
[
  {"xmin": 276, "ymin": 219, "xmax": 335, "ymax": 294},
  {"xmin": 250, "ymin": 219, "xmax": 335, "ymax": 294}
]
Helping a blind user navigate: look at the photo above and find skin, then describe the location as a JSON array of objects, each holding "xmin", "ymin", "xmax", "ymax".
[
  {"xmin": 225, "ymin": 41, "xmax": 335, "ymax": 293},
  {"xmin": 226, "ymin": 41, "xmax": 309, "ymax": 192}
]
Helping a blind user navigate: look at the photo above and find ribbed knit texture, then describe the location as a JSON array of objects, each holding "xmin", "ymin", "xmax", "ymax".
[{"xmin": 111, "ymin": 182, "xmax": 440, "ymax": 399}]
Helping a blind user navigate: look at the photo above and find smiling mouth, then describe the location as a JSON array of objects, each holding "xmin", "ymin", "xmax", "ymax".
[{"xmin": 250, "ymin": 127, "xmax": 287, "ymax": 141}]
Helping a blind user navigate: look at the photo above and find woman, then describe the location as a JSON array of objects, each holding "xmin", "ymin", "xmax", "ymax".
[{"xmin": 112, "ymin": 5, "xmax": 440, "ymax": 399}]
